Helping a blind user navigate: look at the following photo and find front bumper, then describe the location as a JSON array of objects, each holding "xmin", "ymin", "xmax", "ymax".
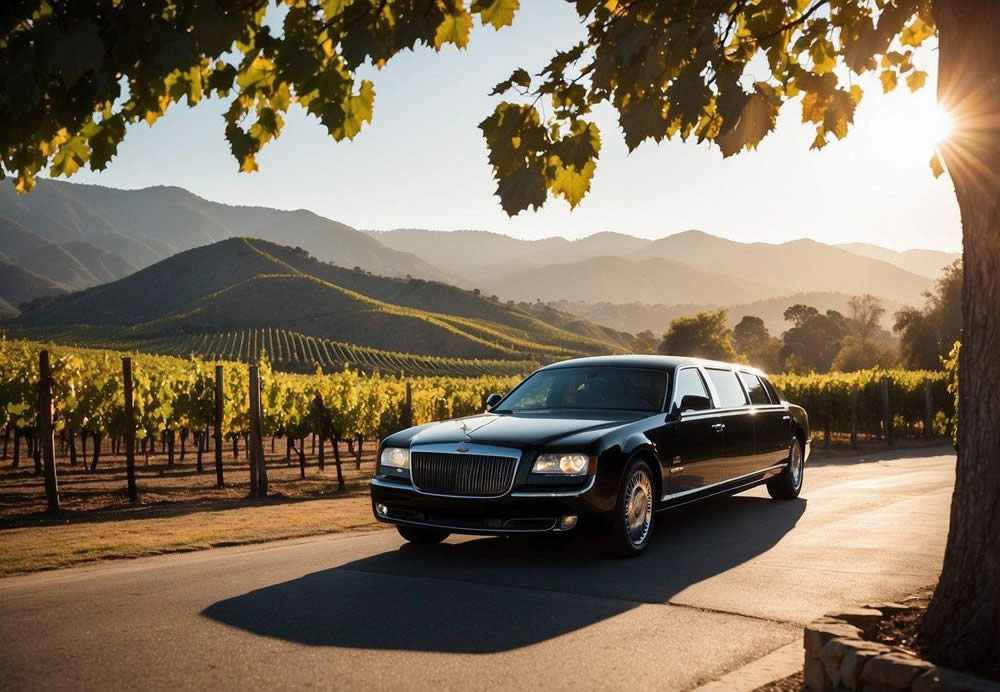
[{"xmin": 370, "ymin": 477, "xmax": 601, "ymax": 535}]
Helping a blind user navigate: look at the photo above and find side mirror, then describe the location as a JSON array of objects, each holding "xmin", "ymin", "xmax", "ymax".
[
  {"xmin": 485, "ymin": 393, "xmax": 503, "ymax": 410},
  {"xmin": 679, "ymin": 394, "xmax": 711, "ymax": 412}
]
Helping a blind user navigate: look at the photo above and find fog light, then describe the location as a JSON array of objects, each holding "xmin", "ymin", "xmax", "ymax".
[
  {"xmin": 376, "ymin": 503, "xmax": 388, "ymax": 517},
  {"xmin": 560, "ymin": 514, "xmax": 578, "ymax": 530}
]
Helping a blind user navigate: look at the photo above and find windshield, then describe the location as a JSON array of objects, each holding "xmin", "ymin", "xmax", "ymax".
[{"xmin": 497, "ymin": 366, "xmax": 669, "ymax": 413}]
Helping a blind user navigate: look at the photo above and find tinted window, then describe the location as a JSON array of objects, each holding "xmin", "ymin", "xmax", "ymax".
[
  {"xmin": 738, "ymin": 372, "xmax": 771, "ymax": 405},
  {"xmin": 762, "ymin": 378, "xmax": 783, "ymax": 403},
  {"xmin": 498, "ymin": 367, "xmax": 668, "ymax": 413},
  {"xmin": 672, "ymin": 368, "xmax": 710, "ymax": 411},
  {"xmin": 705, "ymin": 368, "xmax": 748, "ymax": 408}
]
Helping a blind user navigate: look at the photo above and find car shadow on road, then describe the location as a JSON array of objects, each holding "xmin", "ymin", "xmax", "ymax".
[{"xmin": 202, "ymin": 494, "xmax": 806, "ymax": 653}]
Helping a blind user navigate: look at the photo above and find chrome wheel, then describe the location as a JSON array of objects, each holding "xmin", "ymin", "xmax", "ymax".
[
  {"xmin": 624, "ymin": 469, "xmax": 653, "ymax": 547},
  {"xmin": 789, "ymin": 440, "xmax": 803, "ymax": 488}
]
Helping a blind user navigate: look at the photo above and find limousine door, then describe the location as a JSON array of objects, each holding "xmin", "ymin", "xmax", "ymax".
[{"xmin": 657, "ymin": 367, "xmax": 728, "ymax": 496}]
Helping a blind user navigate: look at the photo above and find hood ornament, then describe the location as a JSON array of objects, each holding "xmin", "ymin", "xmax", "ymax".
[{"xmin": 456, "ymin": 443, "xmax": 470, "ymax": 453}]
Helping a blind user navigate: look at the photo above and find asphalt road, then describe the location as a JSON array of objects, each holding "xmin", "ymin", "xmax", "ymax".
[{"xmin": 1, "ymin": 448, "xmax": 954, "ymax": 691}]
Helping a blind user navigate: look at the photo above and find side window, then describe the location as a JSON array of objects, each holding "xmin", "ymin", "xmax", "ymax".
[
  {"xmin": 705, "ymin": 368, "xmax": 749, "ymax": 408},
  {"xmin": 761, "ymin": 377, "xmax": 782, "ymax": 404},
  {"xmin": 672, "ymin": 368, "xmax": 710, "ymax": 411},
  {"xmin": 738, "ymin": 372, "xmax": 771, "ymax": 405}
]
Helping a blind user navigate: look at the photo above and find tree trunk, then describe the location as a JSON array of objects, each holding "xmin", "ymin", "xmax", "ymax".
[
  {"xmin": 68, "ymin": 429, "xmax": 77, "ymax": 466},
  {"xmin": 1, "ymin": 425, "xmax": 8, "ymax": 460},
  {"xmin": 355, "ymin": 434, "xmax": 363, "ymax": 470},
  {"xmin": 11, "ymin": 428, "xmax": 20, "ymax": 468},
  {"xmin": 33, "ymin": 429, "xmax": 42, "ymax": 475},
  {"xmin": 180, "ymin": 428, "xmax": 188, "ymax": 461},
  {"xmin": 195, "ymin": 431, "xmax": 204, "ymax": 472},
  {"xmin": 166, "ymin": 429, "xmax": 175, "ymax": 465},
  {"xmin": 90, "ymin": 432, "xmax": 102, "ymax": 471},
  {"xmin": 80, "ymin": 429, "xmax": 87, "ymax": 463},
  {"xmin": 318, "ymin": 434, "xmax": 325, "ymax": 471},
  {"xmin": 921, "ymin": 0, "xmax": 1000, "ymax": 673},
  {"xmin": 231, "ymin": 434, "xmax": 238, "ymax": 461}
]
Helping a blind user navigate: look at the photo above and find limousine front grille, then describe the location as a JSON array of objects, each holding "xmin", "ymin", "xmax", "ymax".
[{"xmin": 411, "ymin": 452, "xmax": 518, "ymax": 497}]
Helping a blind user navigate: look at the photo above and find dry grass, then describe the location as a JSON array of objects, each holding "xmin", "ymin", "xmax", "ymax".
[{"xmin": 0, "ymin": 435, "xmax": 385, "ymax": 576}]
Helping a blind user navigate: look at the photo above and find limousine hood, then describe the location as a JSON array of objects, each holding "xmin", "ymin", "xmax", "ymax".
[{"xmin": 406, "ymin": 410, "xmax": 642, "ymax": 448}]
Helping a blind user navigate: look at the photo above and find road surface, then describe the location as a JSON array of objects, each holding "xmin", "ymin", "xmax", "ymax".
[{"xmin": 1, "ymin": 448, "xmax": 954, "ymax": 691}]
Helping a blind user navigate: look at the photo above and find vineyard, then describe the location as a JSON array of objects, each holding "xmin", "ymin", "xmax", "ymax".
[
  {"xmin": 0, "ymin": 337, "xmax": 955, "ymax": 518},
  {"xmin": 6, "ymin": 325, "xmax": 537, "ymax": 377}
]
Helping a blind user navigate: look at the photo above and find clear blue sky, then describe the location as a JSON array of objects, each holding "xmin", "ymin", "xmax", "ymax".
[{"xmin": 64, "ymin": 1, "xmax": 961, "ymax": 252}]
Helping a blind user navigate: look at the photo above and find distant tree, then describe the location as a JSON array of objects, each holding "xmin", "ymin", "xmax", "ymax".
[
  {"xmin": 894, "ymin": 260, "xmax": 963, "ymax": 369},
  {"xmin": 733, "ymin": 315, "xmax": 781, "ymax": 371},
  {"xmin": 658, "ymin": 310, "xmax": 737, "ymax": 362},
  {"xmin": 832, "ymin": 335, "xmax": 899, "ymax": 371},
  {"xmin": 846, "ymin": 294, "xmax": 887, "ymax": 349},
  {"xmin": 632, "ymin": 329, "xmax": 658, "ymax": 354},
  {"xmin": 780, "ymin": 307, "xmax": 848, "ymax": 373}
]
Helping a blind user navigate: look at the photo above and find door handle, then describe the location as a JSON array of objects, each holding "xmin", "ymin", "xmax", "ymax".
[
  {"xmin": 712, "ymin": 423, "xmax": 726, "ymax": 431},
  {"xmin": 782, "ymin": 415, "xmax": 791, "ymax": 421}
]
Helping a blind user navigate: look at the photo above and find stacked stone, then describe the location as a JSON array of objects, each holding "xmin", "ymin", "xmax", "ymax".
[{"xmin": 802, "ymin": 605, "xmax": 999, "ymax": 692}]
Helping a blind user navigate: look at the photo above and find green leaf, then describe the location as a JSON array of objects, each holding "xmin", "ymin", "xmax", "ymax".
[
  {"xmin": 495, "ymin": 161, "xmax": 547, "ymax": 215},
  {"xmin": 50, "ymin": 135, "xmax": 90, "ymax": 177},
  {"xmin": 717, "ymin": 84, "xmax": 780, "ymax": 157},
  {"xmin": 619, "ymin": 95, "xmax": 667, "ymax": 151}
]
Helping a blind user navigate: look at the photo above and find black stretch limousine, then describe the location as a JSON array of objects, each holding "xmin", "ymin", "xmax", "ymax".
[{"xmin": 371, "ymin": 355, "xmax": 810, "ymax": 556}]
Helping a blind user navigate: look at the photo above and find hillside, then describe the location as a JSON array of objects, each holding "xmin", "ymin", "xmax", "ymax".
[
  {"xmin": 0, "ymin": 216, "xmax": 47, "ymax": 257},
  {"xmin": 13, "ymin": 238, "xmax": 626, "ymax": 367},
  {"xmin": 0, "ymin": 257, "xmax": 69, "ymax": 312},
  {"xmin": 16, "ymin": 242, "xmax": 136, "ymax": 290},
  {"xmin": 0, "ymin": 179, "xmax": 456, "ymax": 283},
  {"xmin": 481, "ymin": 255, "xmax": 779, "ymax": 305},
  {"xmin": 837, "ymin": 243, "xmax": 960, "ymax": 279}
]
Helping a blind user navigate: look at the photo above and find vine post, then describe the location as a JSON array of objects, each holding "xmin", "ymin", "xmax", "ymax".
[
  {"xmin": 923, "ymin": 379, "xmax": 934, "ymax": 438},
  {"xmin": 122, "ymin": 358, "xmax": 138, "ymax": 503},
  {"xmin": 248, "ymin": 364, "xmax": 267, "ymax": 498},
  {"xmin": 880, "ymin": 377, "xmax": 892, "ymax": 446},
  {"xmin": 214, "ymin": 365, "xmax": 224, "ymax": 487},
  {"xmin": 849, "ymin": 384, "xmax": 859, "ymax": 450},
  {"xmin": 37, "ymin": 350, "xmax": 59, "ymax": 512}
]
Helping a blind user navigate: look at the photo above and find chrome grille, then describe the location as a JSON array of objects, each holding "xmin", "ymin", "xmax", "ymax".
[{"xmin": 411, "ymin": 452, "xmax": 518, "ymax": 497}]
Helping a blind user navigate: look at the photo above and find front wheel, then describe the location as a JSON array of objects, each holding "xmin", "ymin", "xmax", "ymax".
[
  {"xmin": 767, "ymin": 437, "xmax": 804, "ymax": 500},
  {"xmin": 397, "ymin": 525, "xmax": 450, "ymax": 545},
  {"xmin": 605, "ymin": 458, "xmax": 657, "ymax": 557}
]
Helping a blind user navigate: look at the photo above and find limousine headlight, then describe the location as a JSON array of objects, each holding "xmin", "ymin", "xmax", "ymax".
[
  {"xmin": 532, "ymin": 453, "xmax": 590, "ymax": 476},
  {"xmin": 380, "ymin": 447, "xmax": 410, "ymax": 470}
]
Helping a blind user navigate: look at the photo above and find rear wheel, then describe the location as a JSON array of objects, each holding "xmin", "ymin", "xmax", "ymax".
[
  {"xmin": 767, "ymin": 437, "xmax": 804, "ymax": 500},
  {"xmin": 605, "ymin": 458, "xmax": 656, "ymax": 557},
  {"xmin": 397, "ymin": 525, "xmax": 450, "ymax": 544}
]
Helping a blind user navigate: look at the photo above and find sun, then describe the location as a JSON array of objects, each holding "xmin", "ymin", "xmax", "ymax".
[{"xmin": 926, "ymin": 104, "xmax": 956, "ymax": 144}]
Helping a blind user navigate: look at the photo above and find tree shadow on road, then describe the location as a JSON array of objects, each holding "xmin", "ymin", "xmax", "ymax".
[{"xmin": 202, "ymin": 494, "xmax": 806, "ymax": 653}]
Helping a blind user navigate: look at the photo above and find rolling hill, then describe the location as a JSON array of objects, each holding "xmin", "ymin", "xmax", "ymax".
[
  {"xmin": 0, "ymin": 179, "xmax": 458, "ymax": 283},
  {"xmin": 0, "ymin": 258, "xmax": 69, "ymax": 314},
  {"xmin": 481, "ymin": 255, "xmax": 779, "ymax": 305},
  {"xmin": 15, "ymin": 242, "xmax": 136, "ymax": 291},
  {"xmin": 837, "ymin": 243, "xmax": 961, "ymax": 279},
  {"xmin": 10, "ymin": 238, "xmax": 628, "ymax": 371}
]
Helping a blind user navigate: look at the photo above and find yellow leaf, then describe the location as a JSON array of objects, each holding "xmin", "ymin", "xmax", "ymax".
[
  {"xmin": 906, "ymin": 70, "xmax": 927, "ymax": 92},
  {"xmin": 434, "ymin": 6, "xmax": 473, "ymax": 50},
  {"xmin": 322, "ymin": 0, "xmax": 353, "ymax": 21},
  {"xmin": 240, "ymin": 155, "xmax": 259, "ymax": 173},
  {"xmin": 548, "ymin": 159, "xmax": 595, "ymax": 209},
  {"xmin": 880, "ymin": 70, "xmax": 897, "ymax": 93},
  {"xmin": 901, "ymin": 17, "xmax": 934, "ymax": 47},
  {"xmin": 850, "ymin": 84, "xmax": 863, "ymax": 105},
  {"xmin": 477, "ymin": 0, "xmax": 519, "ymax": 30},
  {"xmin": 929, "ymin": 152, "xmax": 945, "ymax": 178}
]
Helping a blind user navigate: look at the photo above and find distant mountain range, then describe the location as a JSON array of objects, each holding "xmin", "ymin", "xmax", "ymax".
[{"xmin": 1, "ymin": 179, "xmax": 958, "ymax": 343}]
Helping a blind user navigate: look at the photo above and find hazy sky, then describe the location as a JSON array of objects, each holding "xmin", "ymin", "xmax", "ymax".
[{"xmin": 64, "ymin": 2, "xmax": 961, "ymax": 252}]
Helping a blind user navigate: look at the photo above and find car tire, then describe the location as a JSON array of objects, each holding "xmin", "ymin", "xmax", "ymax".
[
  {"xmin": 767, "ymin": 437, "xmax": 804, "ymax": 500},
  {"xmin": 397, "ymin": 525, "xmax": 450, "ymax": 544},
  {"xmin": 605, "ymin": 458, "xmax": 657, "ymax": 557}
]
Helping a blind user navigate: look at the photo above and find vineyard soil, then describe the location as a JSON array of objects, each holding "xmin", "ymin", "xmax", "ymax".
[{"xmin": 0, "ymin": 436, "xmax": 382, "ymax": 576}]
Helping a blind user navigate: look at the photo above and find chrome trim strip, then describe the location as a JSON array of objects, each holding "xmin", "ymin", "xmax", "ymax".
[
  {"xmin": 408, "ymin": 442, "xmax": 522, "ymax": 499},
  {"xmin": 660, "ymin": 463, "xmax": 787, "ymax": 502},
  {"xmin": 380, "ymin": 516, "xmax": 559, "ymax": 534},
  {"xmin": 510, "ymin": 474, "xmax": 596, "ymax": 497},
  {"xmin": 371, "ymin": 477, "xmax": 415, "ymax": 491}
]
